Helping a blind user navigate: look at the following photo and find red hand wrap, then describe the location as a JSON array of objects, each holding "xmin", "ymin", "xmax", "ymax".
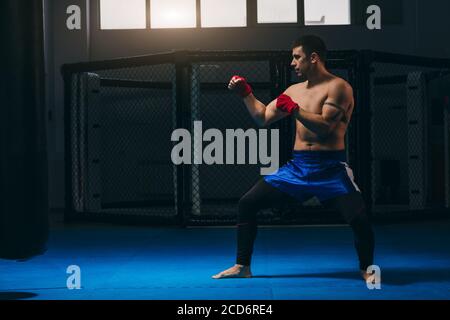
[
  {"xmin": 276, "ymin": 94, "xmax": 300, "ymax": 114},
  {"xmin": 231, "ymin": 75, "xmax": 253, "ymax": 98}
]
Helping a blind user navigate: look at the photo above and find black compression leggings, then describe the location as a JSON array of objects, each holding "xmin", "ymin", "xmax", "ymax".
[{"xmin": 236, "ymin": 179, "xmax": 375, "ymax": 271}]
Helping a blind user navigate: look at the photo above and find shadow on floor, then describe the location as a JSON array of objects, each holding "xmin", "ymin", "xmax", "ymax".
[
  {"xmin": 253, "ymin": 268, "xmax": 450, "ymax": 285},
  {"xmin": 0, "ymin": 292, "xmax": 38, "ymax": 300}
]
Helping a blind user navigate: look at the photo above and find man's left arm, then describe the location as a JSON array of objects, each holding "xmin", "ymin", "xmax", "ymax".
[{"xmin": 294, "ymin": 81, "xmax": 352, "ymax": 138}]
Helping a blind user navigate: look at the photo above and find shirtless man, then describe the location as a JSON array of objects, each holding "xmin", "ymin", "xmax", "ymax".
[{"xmin": 212, "ymin": 35, "xmax": 375, "ymax": 282}]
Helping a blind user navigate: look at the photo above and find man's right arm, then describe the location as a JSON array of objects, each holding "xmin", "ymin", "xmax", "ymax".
[
  {"xmin": 229, "ymin": 75, "xmax": 290, "ymax": 127},
  {"xmin": 242, "ymin": 94, "xmax": 289, "ymax": 127}
]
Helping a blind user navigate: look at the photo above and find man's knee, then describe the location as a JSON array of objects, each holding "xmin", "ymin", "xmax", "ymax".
[
  {"xmin": 348, "ymin": 201, "xmax": 374, "ymax": 241},
  {"xmin": 238, "ymin": 194, "xmax": 260, "ymax": 223},
  {"xmin": 332, "ymin": 192, "xmax": 369, "ymax": 224},
  {"xmin": 350, "ymin": 209, "xmax": 372, "ymax": 232}
]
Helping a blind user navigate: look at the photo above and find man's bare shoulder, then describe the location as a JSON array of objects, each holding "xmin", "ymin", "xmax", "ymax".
[
  {"xmin": 284, "ymin": 82, "xmax": 306, "ymax": 95},
  {"xmin": 328, "ymin": 76, "xmax": 353, "ymax": 93},
  {"xmin": 326, "ymin": 76, "xmax": 355, "ymax": 110}
]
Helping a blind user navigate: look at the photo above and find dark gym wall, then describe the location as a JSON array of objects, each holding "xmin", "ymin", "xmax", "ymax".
[
  {"xmin": 48, "ymin": 0, "xmax": 90, "ymax": 209},
  {"xmin": 43, "ymin": 0, "xmax": 54, "ymax": 208},
  {"xmin": 48, "ymin": 0, "xmax": 450, "ymax": 209}
]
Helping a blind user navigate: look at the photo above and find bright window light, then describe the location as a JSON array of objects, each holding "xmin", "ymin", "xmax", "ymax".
[
  {"xmin": 201, "ymin": 0, "xmax": 247, "ymax": 28},
  {"xmin": 304, "ymin": 0, "xmax": 351, "ymax": 25},
  {"xmin": 257, "ymin": 0, "xmax": 297, "ymax": 24},
  {"xmin": 151, "ymin": 0, "xmax": 197, "ymax": 29},
  {"xmin": 100, "ymin": 0, "xmax": 146, "ymax": 30}
]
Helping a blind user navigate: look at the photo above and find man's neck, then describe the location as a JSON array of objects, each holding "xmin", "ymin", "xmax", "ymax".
[{"xmin": 306, "ymin": 67, "xmax": 331, "ymax": 86}]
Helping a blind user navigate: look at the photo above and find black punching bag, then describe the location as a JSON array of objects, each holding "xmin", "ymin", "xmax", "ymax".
[{"xmin": 0, "ymin": 0, "xmax": 49, "ymax": 260}]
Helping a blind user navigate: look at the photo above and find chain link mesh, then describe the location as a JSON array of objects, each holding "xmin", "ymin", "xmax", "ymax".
[
  {"xmin": 70, "ymin": 64, "xmax": 177, "ymax": 218},
  {"xmin": 189, "ymin": 61, "xmax": 274, "ymax": 222},
  {"xmin": 369, "ymin": 62, "xmax": 448, "ymax": 213}
]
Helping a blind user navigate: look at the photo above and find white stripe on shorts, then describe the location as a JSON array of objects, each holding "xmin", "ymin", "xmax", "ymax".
[{"xmin": 340, "ymin": 162, "xmax": 361, "ymax": 192}]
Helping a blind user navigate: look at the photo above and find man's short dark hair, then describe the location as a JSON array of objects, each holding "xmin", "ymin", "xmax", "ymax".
[{"xmin": 292, "ymin": 35, "xmax": 327, "ymax": 62}]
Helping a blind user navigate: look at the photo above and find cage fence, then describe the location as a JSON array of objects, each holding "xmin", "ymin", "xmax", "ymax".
[{"xmin": 62, "ymin": 50, "xmax": 450, "ymax": 225}]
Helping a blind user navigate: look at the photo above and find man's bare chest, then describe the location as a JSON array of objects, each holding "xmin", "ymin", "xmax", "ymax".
[{"xmin": 290, "ymin": 88, "xmax": 328, "ymax": 114}]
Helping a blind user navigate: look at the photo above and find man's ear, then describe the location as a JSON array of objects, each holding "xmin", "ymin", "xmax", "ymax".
[{"xmin": 310, "ymin": 52, "xmax": 319, "ymax": 64}]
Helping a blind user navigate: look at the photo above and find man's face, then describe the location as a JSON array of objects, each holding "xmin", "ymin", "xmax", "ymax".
[{"xmin": 291, "ymin": 46, "xmax": 310, "ymax": 77}]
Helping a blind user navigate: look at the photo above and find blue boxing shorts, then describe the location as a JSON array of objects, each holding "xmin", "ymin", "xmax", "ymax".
[{"xmin": 264, "ymin": 150, "xmax": 361, "ymax": 203}]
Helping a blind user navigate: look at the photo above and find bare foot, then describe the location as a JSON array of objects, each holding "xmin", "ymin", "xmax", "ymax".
[{"xmin": 212, "ymin": 264, "xmax": 252, "ymax": 279}]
